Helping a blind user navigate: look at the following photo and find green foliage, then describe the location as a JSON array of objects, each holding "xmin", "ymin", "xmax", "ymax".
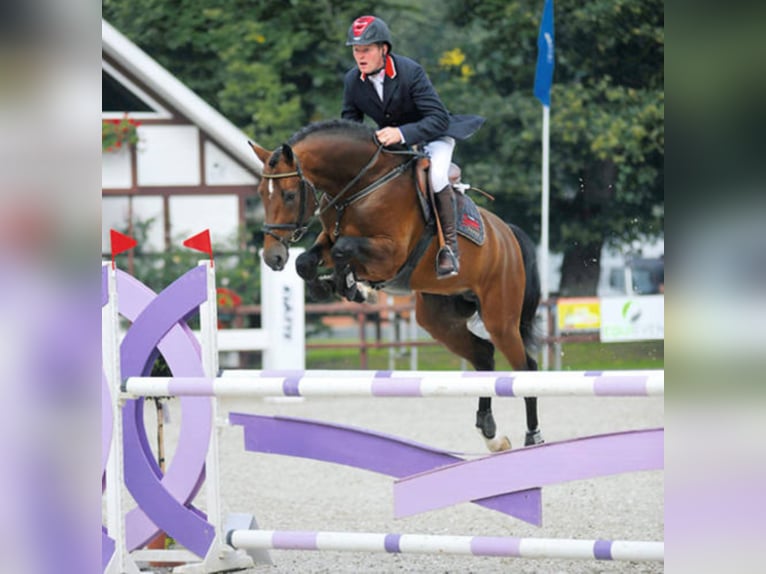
[
  {"xmin": 120, "ymin": 217, "xmax": 263, "ymax": 311},
  {"xmin": 442, "ymin": 0, "xmax": 664, "ymax": 290},
  {"xmin": 104, "ymin": 0, "xmax": 663, "ymax": 293},
  {"xmin": 104, "ymin": 0, "xmax": 383, "ymax": 147}
]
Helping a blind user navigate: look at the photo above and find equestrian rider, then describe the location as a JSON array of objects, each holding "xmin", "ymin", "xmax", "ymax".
[{"xmin": 341, "ymin": 15, "xmax": 484, "ymax": 278}]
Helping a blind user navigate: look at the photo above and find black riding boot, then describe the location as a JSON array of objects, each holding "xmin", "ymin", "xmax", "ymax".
[{"xmin": 435, "ymin": 185, "xmax": 459, "ymax": 278}]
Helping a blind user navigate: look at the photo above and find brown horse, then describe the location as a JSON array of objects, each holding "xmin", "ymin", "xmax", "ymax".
[{"xmin": 249, "ymin": 119, "xmax": 542, "ymax": 451}]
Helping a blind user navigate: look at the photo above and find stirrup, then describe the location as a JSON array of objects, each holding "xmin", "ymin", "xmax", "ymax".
[{"xmin": 436, "ymin": 246, "xmax": 459, "ymax": 278}]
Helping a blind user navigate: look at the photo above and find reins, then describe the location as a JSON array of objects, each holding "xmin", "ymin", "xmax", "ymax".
[{"xmin": 261, "ymin": 137, "xmax": 424, "ymax": 244}]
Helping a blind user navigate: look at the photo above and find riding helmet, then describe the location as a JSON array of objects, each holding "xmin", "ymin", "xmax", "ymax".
[{"xmin": 346, "ymin": 16, "xmax": 392, "ymax": 51}]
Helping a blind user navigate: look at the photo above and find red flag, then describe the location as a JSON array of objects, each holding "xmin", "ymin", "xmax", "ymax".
[
  {"xmin": 183, "ymin": 229, "xmax": 214, "ymax": 266},
  {"xmin": 110, "ymin": 229, "xmax": 137, "ymax": 269}
]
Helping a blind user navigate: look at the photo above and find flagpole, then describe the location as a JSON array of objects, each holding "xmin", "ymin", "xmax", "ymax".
[
  {"xmin": 541, "ymin": 104, "xmax": 550, "ymax": 370},
  {"xmin": 534, "ymin": 0, "xmax": 554, "ymax": 370}
]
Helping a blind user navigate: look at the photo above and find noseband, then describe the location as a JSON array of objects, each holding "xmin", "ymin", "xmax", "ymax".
[{"xmin": 261, "ymin": 153, "xmax": 317, "ymax": 247}]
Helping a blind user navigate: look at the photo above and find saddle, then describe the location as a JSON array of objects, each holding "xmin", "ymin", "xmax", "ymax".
[
  {"xmin": 415, "ymin": 159, "xmax": 468, "ymax": 194},
  {"xmin": 414, "ymin": 158, "xmax": 485, "ymax": 246},
  {"xmin": 367, "ymin": 159, "xmax": 486, "ymax": 294}
]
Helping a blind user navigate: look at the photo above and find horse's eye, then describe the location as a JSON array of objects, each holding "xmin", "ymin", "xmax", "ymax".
[{"xmin": 284, "ymin": 190, "xmax": 297, "ymax": 203}]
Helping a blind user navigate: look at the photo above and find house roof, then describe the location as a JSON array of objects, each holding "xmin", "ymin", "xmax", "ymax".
[{"xmin": 102, "ymin": 19, "xmax": 263, "ymax": 175}]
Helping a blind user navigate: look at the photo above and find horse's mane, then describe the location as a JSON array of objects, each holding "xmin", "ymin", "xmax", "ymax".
[
  {"xmin": 268, "ymin": 119, "xmax": 375, "ymax": 167},
  {"xmin": 288, "ymin": 119, "xmax": 374, "ymax": 145}
]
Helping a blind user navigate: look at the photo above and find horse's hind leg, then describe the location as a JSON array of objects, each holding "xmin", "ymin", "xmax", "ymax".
[
  {"xmin": 415, "ymin": 293, "xmax": 511, "ymax": 452},
  {"xmin": 523, "ymin": 355, "xmax": 544, "ymax": 446},
  {"xmin": 479, "ymin": 295, "xmax": 544, "ymax": 448}
]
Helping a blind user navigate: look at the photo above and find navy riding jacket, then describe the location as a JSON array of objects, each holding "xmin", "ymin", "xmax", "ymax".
[{"xmin": 342, "ymin": 53, "xmax": 484, "ymax": 146}]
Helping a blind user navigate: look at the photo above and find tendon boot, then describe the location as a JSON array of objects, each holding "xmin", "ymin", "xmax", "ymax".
[{"xmin": 435, "ymin": 185, "xmax": 460, "ymax": 278}]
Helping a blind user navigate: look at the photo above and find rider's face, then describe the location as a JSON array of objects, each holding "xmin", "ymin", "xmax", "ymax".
[{"xmin": 352, "ymin": 44, "xmax": 386, "ymax": 75}]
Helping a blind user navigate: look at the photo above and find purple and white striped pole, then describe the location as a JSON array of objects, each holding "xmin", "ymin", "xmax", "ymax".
[
  {"xmin": 226, "ymin": 530, "xmax": 664, "ymax": 562},
  {"xmin": 122, "ymin": 369, "xmax": 664, "ymax": 398}
]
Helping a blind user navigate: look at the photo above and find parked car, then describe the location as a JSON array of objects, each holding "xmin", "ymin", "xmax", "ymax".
[{"xmin": 602, "ymin": 256, "xmax": 664, "ymax": 296}]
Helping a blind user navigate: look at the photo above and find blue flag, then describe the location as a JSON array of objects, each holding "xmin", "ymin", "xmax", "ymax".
[{"xmin": 534, "ymin": 0, "xmax": 555, "ymax": 106}]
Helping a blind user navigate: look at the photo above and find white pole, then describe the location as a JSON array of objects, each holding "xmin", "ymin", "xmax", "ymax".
[
  {"xmin": 199, "ymin": 261, "xmax": 225, "ymax": 541},
  {"xmin": 409, "ymin": 305, "xmax": 418, "ymax": 370},
  {"xmin": 260, "ymin": 248, "xmax": 306, "ymax": 369},
  {"xmin": 387, "ymin": 295, "xmax": 395, "ymax": 370},
  {"xmin": 193, "ymin": 261, "xmax": 256, "ymax": 572},
  {"xmin": 102, "ymin": 263, "xmax": 141, "ymax": 574},
  {"xmin": 228, "ymin": 530, "xmax": 664, "ymax": 562},
  {"xmin": 540, "ymin": 104, "xmax": 551, "ymax": 370}
]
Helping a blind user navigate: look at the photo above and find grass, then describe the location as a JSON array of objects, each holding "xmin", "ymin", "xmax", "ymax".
[{"xmin": 306, "ymin": 339, "xmax": 664, "ymax": 371}]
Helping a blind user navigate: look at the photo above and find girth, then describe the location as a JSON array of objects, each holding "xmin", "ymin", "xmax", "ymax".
[{"xmin": 369, "ymin": 220, "xmax": 436, "ymax": 294}]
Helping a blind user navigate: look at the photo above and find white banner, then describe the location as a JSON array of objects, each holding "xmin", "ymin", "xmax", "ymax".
[
  {"xmin": 260, "ymin": 248, "xmax": 306, "ymax": 368},
  {"xmin": 600, "ymin": 295, "xmax": 664, "ymax": 342}
]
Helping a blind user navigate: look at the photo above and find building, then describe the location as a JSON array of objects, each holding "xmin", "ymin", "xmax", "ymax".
[{"xmin": 101, "ymin": 19, "xmax": 264, "ymax": 254}]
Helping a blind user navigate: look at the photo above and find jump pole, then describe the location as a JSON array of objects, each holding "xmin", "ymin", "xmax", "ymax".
[
  {"xmin": 122, "ymin": 370, "xmax": 664, "ymax": 399},
  {"xmin": 226, "ymin": 530, "xmax": 664, "ymax": 562}
]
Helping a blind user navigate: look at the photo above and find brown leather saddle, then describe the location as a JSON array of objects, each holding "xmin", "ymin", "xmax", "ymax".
[{"xmin": 415, "ymin": 158, "xmax": 465, "ymax": 197}]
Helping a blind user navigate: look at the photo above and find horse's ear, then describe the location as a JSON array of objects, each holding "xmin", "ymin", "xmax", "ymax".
[
  {"xmin": 248, "ymin": 140, "xmax": 272, "ymax": 164},
  {"xmin": 281, "ymin": 143, "xmax": 294, "ymax": 165}
]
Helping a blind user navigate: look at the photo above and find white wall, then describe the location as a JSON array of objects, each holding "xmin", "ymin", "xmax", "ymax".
[
  {"xmin": 136, "ymin": 125, "xmax": 200, "ymax": 186},
  {"xmin": 169, "ymin": 195, "xmax": 239, "ymax": 248}
]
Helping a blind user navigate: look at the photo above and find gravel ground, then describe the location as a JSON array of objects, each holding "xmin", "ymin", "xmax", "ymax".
[{"xmin": 144, "ymin": 394, "xmax": 663, "ymax": 574}]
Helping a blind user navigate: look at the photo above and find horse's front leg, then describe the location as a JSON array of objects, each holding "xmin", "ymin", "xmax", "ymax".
[
  {"xmin": 331, "ymin": 236, "xmax": 399, "ymax": 281},
  {"xmin": 329, "ymin": 235, "xmax": 397, "ymax": 303},
  {"xmin": 296, "ymin": 231, "xmax": 333, "ymax": 281},
  {"xmin": 294, "ymin": 232, "xmax": 339, "ymax": 301}
]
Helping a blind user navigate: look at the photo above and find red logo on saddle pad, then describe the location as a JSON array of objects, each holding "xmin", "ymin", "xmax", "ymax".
[{"xmin": 462, "ymin": 213, "xmax": 480, "ymax": 229}]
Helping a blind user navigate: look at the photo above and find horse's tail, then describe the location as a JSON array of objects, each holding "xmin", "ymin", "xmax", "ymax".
[{"xmin": 509, "ymin": 223, "xmax": 542, "ymax": 352}]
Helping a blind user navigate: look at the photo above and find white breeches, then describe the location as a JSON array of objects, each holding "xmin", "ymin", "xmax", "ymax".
[{"xmin": 424, "ymin": 136, "xmax": 455, "ymax": 192}]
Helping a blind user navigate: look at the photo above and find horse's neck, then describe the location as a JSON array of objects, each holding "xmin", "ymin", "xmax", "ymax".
[{"xmin": 298, "ymin": 141, "xmax": 376, "ymax": 192}]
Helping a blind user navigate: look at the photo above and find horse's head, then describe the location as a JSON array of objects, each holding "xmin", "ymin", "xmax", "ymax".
[{"xmin": 249, "ymin": 140, "xmax": 318, "ymax": 271}]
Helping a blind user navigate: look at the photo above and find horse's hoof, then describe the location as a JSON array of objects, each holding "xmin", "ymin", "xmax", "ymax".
[
  {"xmin": 475, "ymin": 410, "xmax": 497, "ymax": 439},
  {"xmin": 524, "ymin": 429, "xmax": 544, "ymax": 446},
  {"xmin": 485, "ymin": 434, "xmax": 512, "ymax": 452},
  {"xmin": 307, "ymin": 278, "xmax": 335, "ymax": 301}
]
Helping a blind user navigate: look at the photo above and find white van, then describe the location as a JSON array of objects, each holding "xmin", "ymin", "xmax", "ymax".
[{"xmin": 600, "ymin": 256, "xmax": 664, "ymax": 296}]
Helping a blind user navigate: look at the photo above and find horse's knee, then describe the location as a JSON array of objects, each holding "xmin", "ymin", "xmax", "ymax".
[
  {"xmin": 331, "ymin": 236, "xmax": 372, "ymax": 266},
  {"xmin": 330, "ymin": 237, "xmax": 354, "ymax": 265},
  {"xmin": 296, "ymin": 250, "xmax": 320, "ymax": 280}
]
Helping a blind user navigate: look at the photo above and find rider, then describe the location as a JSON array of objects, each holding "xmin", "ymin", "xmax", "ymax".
[{"xmin": 341, "ymin": 15, "xmax": 484, "ymax": 278}]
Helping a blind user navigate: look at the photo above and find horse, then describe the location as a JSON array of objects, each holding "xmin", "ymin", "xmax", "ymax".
[{"xmin": 248, "ymin": 119, "xmax": 542, "ymax": 452}]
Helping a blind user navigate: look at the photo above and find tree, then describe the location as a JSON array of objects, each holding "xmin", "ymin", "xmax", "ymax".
[
  {"xmin": 104, "ymin": 0, "xmax": 664, "ymax": 295},
  {"xmin": 444, "ymin": 0, "xmax": 664, "ymax": 294},
  {"xmin": 104, "ymin": 0, "xmax": 390, "ymax": 147}
]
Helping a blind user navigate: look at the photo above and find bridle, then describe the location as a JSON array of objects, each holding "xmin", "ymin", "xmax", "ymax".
[
  {"xmin": 260, "ymin": 152, "xmax": 318, "ymax": 247},
  {"xmin": 261, "ymin": 138, "xmax": 423, "ymax": 246}
]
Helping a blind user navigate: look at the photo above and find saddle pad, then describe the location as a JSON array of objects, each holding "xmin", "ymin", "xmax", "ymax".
[{"xmin": 456, "ymin": 194, "xmax": 485, "ymax": 246}]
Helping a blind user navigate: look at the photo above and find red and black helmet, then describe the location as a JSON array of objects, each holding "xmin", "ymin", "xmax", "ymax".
[{"xmin": 346, "ymin": 16, "xmax": 392, "ymax": 51}]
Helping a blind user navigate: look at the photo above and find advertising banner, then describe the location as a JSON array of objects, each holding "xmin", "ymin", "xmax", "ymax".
[
  {"xmin": 600, "ymin": 295, "xmax": 664, "ymax": 342},
  {"xmin": 557, "ymin": 297, "xmax": 601, "ymax": 331}
]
